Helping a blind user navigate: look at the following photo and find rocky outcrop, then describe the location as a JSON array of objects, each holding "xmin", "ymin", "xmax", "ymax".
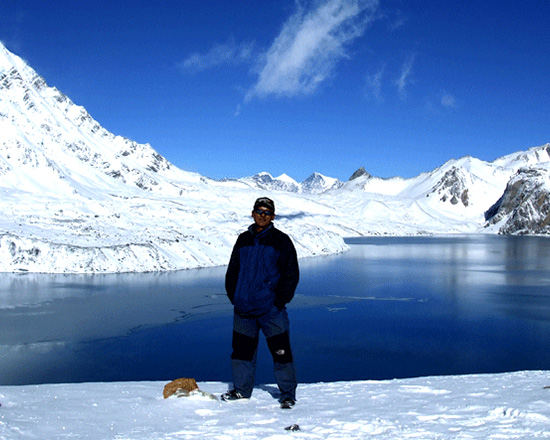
[
  {"xmin": 349, "ymin": 167, "xmax": 371, "ymax": 181},
  {"xmin": 485, "ymin": 166, "xmax": 550, "ymax": 234},
  {"xmin": 427, "ymin": 166, "xmax": 470, "ymax": 206}
]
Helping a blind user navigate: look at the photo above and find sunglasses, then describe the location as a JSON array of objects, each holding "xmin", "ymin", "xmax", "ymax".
[{"xmin": 254, "ymin": 208, "xmax": 274, "ymax": 216}]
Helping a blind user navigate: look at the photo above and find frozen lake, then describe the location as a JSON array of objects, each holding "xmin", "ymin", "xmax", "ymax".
[{"xmin": 1, "ymin": 234, "xmax": 550, "ymax": 385}]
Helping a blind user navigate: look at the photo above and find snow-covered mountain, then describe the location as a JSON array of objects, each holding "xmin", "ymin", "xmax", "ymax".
[
  {"xmin": 301, "ymin": 172, "xmax": 343, "ymax": 193},
  {"xmin": 0, "ymin": 42, "xmax": 346, "ymax": 273},
  {"xmin": 226, "ymin": 171, "xmax": 342, "ymax": 194},
  {"xmin": 230, "ymin": 172, "xmax": 301, "ymax": 192},
  {"xmin": 1, "ymin": 41, "xmax": 549, "ymax": 273},
  {"xmin": 325, "ymin": 146, "xmax": 550, "ymax": 236}
]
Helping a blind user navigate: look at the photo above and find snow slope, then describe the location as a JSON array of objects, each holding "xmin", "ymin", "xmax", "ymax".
[{"xmin": 2, "ymin": 371, "xmax": 550, "ymax": 439}]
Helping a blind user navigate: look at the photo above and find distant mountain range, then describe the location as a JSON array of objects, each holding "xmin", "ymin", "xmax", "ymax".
[
  {"xmin": 1, "ymin": 41, "xmax": 549, "ymax": 273},
  {"xmin": 225, "ymin": 171, "xmax": 344, "ymax": 194}
]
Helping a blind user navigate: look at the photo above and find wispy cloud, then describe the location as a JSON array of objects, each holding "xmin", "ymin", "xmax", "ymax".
[
  {"xmin": 441, "ymin": 93, "xmax": 456, "ymax": 108},
  {"xmin": 180, "ymin": 38, "xmax": 254, "ymax": 74},
  {"xmin": 365, "ymin": 64, "xmax": 385, "ymax": 101},
  {"xmin": 245, "ymin": 0, "xmax": 379, "ymax": 101},
  {"xmin": 424, "ymin": 91, "xmax": 459, "ymax": 113},
  {"xmin": 387, "ymin": 10, "xmax": 407, "ymax": 31},
  {"xmin": 396, "ymin": 54, "xmax": 415, "ymax": 100},
  {"xmin": 233, "ymin": 103, "xmax": 242, "ymax": 117}
]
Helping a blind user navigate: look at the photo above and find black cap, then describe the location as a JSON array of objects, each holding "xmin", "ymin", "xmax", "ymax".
[{"xmin": 254, "ymin": 197, "xmax": 275, "ymax": 212}]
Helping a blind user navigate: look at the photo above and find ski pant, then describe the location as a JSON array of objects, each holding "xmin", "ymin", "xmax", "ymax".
[{"xmin": 231, "ymin": 306, "xmax": 297, "ymax": 401}]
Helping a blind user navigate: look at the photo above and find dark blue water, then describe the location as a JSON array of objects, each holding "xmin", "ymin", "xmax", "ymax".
[{"xmin": 2, "ymin": 235, "xmax": 550, "ymax": 386}]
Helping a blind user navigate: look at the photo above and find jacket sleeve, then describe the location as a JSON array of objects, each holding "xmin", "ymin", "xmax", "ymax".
[
  {"xmin": 225, "ymin": 237, "xmax": 242, "ymax": 304},
  {"xmin": 274, "ymin": 234, "xmax": 299, "ymax": 308}
]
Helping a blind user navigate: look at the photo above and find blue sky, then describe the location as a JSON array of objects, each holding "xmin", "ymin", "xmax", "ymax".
[{"xmin": 1, "ymin": 0, "xmax": 549, "ymax": 182}]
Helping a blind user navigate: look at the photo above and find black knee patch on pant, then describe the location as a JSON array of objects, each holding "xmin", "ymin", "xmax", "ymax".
[
  {"xmin": 231, "ymin": 331, "xmax": 258, "ymax": 361},
  {"xmin": 266, "ymin": 332, "xmax": 293, "ymax": 364}
]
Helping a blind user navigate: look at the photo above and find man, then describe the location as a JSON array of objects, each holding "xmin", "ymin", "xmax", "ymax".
[{"xmin": 222, "ymin": 197, "xmax": 299, "ymax": 408}]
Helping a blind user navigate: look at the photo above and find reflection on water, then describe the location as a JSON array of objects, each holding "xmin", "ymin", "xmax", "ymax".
[{"xmin": 1, "ymin": 235, "xmax": 550, "ymax": 385}]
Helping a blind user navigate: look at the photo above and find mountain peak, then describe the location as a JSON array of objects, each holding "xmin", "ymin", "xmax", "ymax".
[
  {"xmin": 0, "ymin": 41, "xmax": 14, "ymax": 67},
  {"xmin": 0, "ymin": 42, "xmax": 195, "ymax": 197},
  {"xmin": 275, "ymin": 173, "xmax": 298, "ymax": 184},
  {"xmin": 301, "ymin": 172, "xmax": 342, "ymax": 194},
  {"xmin": 349, "ymin": 167, "xmax": 371, "ymax": 181}
]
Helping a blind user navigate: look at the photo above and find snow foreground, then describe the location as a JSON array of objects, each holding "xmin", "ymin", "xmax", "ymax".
[{"xmin": 1, "ymin": 371, "xmax": 550, "ymax": 439}]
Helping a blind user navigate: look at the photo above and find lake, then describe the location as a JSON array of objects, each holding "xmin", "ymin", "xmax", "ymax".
[{"xmin": 1, "ymin": 235, "xmax": 550, "ymax": 386}]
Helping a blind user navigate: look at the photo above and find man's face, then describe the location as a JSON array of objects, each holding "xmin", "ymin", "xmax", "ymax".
[{"xmin": 252, "ymin": 207, "xmax": 275, "ymax": 230}]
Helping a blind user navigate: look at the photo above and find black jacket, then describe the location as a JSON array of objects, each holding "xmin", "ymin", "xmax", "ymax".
[{"xmin": 225, "ymin": 224, "xmax": 299, "ymax": 317}]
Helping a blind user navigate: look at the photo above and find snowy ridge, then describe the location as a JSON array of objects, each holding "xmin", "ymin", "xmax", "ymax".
[
  {"xmin": 1, "ymin": 41, "xmax": 550, "ymax": 273},
  {"xmin": 226, "ymin": 171, "xmax": 343, "ymax": 194},
  {"xmin": 1, "ymin": 371, "xmax": 550, "ymax": 439},
  {"xmin": 308, "ymin": 146, "xmax": 549, "ymax": 237},
  {"xmin": 235, "ymin": 171, "xmax": 301, "ymax": 192}
]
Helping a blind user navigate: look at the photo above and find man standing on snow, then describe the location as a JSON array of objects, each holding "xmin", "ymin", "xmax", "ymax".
[{"xmin": 222, "ymin": 197, "xmax": 299, "ymax": 408}]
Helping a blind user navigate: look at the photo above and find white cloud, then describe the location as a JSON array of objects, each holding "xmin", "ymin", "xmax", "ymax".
[
  {"xmin": 424, "ymin": 91, "xmax": 459, "ymax": 113},
  {"xmin": 387, "ymin": 10, "xmax": 407, "ymax": 31},
  {"xmin": 180, "ymin": 38, "xmax": 254, "ymax": 74},
  {"xmin": 233, "ymin": 104, "xmax": 242, "ymax": 117},
  {"xmin": 365, "ymin": 64, "xmax": 385, "ymax": 101},
  {"xmin": 245, "ymin": 0, "xmax": 379, "ymax": 101},
  {"xmin": 441, "ymin": 93, "xmax": 456, "ymax": 108},
  {"xmin": 396, "ymin": 54, "xmax": 415, "ymax": 100}
]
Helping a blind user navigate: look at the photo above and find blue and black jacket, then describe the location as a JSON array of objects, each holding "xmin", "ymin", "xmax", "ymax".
[{"xmin": 225, "ymin": 224, "xmax": 299, "ymax": 317}]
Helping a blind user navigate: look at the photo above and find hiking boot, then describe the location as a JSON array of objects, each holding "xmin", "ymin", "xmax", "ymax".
[
  {"xmin": 280, "ymin": 397, "xmax": 295, "ymax": 409},
  {"xmin": 221, "ymin": 389, "xmax": 248, "ymax": 401}
]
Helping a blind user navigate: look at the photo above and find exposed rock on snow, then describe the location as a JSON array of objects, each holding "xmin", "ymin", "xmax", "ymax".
[
  {"xmin": 485, "ymin": 164, "xmax": 550, "ymax": 234},
  {"xmin": 348, "ymin": 166, "xmax": 371, "ymax": 181},
  {"xmin": 427, "ymin": 166, "xmax": 470, "ymax": 206}
]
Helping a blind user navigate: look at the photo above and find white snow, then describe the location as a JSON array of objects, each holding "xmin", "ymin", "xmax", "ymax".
[
  {"xmin": 275, "ymin": 173, "xmax": 299, "ymax": 185},
  {"xmin": 2, "ymin": 371, "xmax": 550, "ymax": 439}
]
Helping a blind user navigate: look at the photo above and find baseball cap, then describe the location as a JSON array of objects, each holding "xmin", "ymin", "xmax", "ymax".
[{"xmin": 253, "ymin": 197, "xmax": 275, "ymax": 212}]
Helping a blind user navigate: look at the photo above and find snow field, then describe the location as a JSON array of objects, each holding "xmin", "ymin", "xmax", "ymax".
[{"xmin": 1, "ymin": 371, "xmax": 550, "ymax": 439}]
